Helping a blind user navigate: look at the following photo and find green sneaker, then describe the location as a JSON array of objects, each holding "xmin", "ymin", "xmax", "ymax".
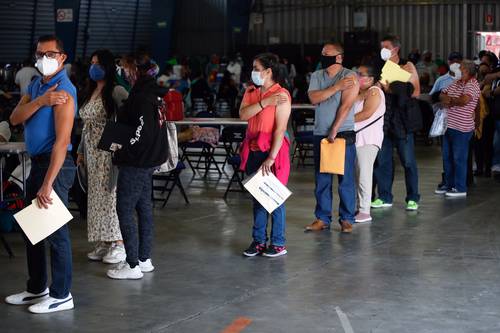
[
  {"xmin": 371, "ymin": 198, "xmax": 393, "ymax": 209},
  {"xmin": 406, "ymin": 200, "xmax": 419, "ymax": 211}
]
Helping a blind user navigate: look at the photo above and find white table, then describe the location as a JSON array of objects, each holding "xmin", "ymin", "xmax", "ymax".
[
  {"xmin": 173, "ymin": 118, "xmax": 247, "ymax": 126},
  {"xmin": 292, "ymin": 104, "xmax": 315, "ymax": 110}
]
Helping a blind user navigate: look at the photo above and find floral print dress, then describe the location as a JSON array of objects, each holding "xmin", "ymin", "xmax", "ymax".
[{"xmin": 80, "ymin": 98, "xmax": 122, "ymax": 242}]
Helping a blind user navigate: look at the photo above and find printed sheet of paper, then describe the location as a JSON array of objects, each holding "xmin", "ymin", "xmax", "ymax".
[
  {"xmin": 380, "ymin": 60, "xmax": 411, "ymax": 84},
  {"xmin": 14, "ymin": 191, "xmax": 73, "ymax": 245},
  {"xmin": 243, "ymin": 171, "xmax": 292, "ymax": 214}
]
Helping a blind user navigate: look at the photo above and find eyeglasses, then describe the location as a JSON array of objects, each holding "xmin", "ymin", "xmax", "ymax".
[
  {"xmin": 356, "ymin": 72, "xmax": 372, "ymax": 77},
  {"xmin": 34, "ymin": 51, "xmax": 63, "ymax": 60}
]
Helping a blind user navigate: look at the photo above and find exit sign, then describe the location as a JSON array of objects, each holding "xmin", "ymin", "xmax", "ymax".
[{"xmin": 486, "ymin": 14, "xmax": 494, "ymax": 27}]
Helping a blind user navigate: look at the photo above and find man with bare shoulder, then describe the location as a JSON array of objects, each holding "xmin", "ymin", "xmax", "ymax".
[{"xmin": 5, "ymin": 35, "xmax": 77, "ymax": 314}]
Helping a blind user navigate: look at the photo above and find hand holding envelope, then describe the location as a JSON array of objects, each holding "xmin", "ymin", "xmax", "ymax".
[{"xmin": 320, "ymin": 138, "xmax": 345, "ymax": 175}]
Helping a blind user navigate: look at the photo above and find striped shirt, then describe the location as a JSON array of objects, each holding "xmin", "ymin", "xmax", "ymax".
[{"xmin": 443, "ymin": 78, "xmax": 480, "ymax": 132}]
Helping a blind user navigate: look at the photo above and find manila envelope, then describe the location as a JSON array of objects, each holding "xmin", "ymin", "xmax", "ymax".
[
  {"xmin": 380, "ymin": 60, "xmax": 411, "ymax": 84},
  {"xmin": 320, "ymin": 138, "xmax": 345, "ymax": 175}
]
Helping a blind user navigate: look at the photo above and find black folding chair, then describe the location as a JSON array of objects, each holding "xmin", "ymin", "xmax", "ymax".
[
  {"xmin": 221, "ymin": 126, "xmax": 247, "ymax": 199},
  {"xmin": 291, "ymin": 108, "xmax": 315, "ymax": 167},
  {"xmin": 214, "ymin": 98, "xmax": 232, "ymax": 118},
  {"xmin": 152, "ymin": 161, "xmax": 189, "ymax": 207},
  {"xmin": 191, "ymin": 97, "xmax": 208, "ymax": 116},
  {"xmin": 180, "ymin": 110, "xmax": 223, "ymax": 178}
]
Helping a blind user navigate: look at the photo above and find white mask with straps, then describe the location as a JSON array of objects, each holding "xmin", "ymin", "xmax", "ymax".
[
  {"xmin": 380, "ymin": 48, "xmax": 392, "ymax": 61},
  {"xmin": 251, "ymin": 70, "xmax": 265, "ymax": 86},
  {"xmin": 35, "ymin": 56, "xmax": 59, "ymax": 76},
  {"xmin": 449, "ymin": 63, "xmax": 462, "ymax": 80}
]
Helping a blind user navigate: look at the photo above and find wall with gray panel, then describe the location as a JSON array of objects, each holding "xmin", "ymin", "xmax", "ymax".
[
  {"xmin": 0, "ymin": 0, "xmax": 55, "ymax": 63},
  {"xmin": 0, "ymin": 0, "xmax": 151, "ymax": 63},
  {"xmin": 248, "ymin": 0, "xmax": 500, "ymax": 58},
  {"xmin": 75, "ymin": 0, "xmax": 152, "ymax": 59}
]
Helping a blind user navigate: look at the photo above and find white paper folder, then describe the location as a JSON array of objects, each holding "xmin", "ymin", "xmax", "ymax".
[
  {"xmin": 243, "ymin": 170, "xmax": 292, "ymax": 214},
  {"xmin": 14, "ymin": 191, "xmax": 73, "ymax": 245}
]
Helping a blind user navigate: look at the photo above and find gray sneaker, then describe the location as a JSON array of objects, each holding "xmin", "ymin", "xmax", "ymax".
[{"xmin": 87, "ymin": 242, "xmax": 109, "ymax": 261}]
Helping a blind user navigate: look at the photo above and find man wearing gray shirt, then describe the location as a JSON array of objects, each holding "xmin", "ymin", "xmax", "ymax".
[{"xmin": 304, "ymin": 42, "xmax": 359, "ymax": 233}]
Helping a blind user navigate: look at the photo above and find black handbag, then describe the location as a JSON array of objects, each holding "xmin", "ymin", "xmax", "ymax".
[{"xmin": 97, "ymin": 121, "xmax": 135, "ymax": 152}]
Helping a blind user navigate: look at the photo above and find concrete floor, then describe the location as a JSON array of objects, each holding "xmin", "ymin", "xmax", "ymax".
[{"xmin": 2, "ymin": 144, "xmax": 500, "ymax": 333}]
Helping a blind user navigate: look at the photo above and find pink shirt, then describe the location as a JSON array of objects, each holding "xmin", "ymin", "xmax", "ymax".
[
  {"xmin": 354, "ymin": 86, "xmax": 385, "ymax": 148},
  {"xmin": 239, "ymin": 84, "xmax": 291, "ymax": 185}
]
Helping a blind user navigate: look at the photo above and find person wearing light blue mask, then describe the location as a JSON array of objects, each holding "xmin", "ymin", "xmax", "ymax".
[
  {"xmin": 78, "ymin": 49, "xmax": 128, "ymax": 267},
  {"xmin": 240, "ymin": 53, "xmax": 292, "ymax": 258}
]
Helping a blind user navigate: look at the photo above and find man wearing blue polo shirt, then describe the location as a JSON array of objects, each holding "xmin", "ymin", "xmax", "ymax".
[{"xmin": 5, "ymin": 35, "xmax": 77, "ymax": 314}]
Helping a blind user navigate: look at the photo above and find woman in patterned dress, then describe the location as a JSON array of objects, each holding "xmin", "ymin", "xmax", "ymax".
[{"xmin": 77, "ymin": 49, "xmax": 128, "ymax": 264}]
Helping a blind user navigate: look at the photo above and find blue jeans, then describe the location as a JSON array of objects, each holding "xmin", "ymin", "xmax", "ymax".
[
  {"xmin": 24, "ymin": 154, "xmax": 76, "ymax": 299},
  {"xmin": 493, "ymin": 120, "xmax": 500, "ymax": 167},
  {"xmin": 245, "ymin": 151, "xmax": 286, "ymax": 246},
  {"xmin": 442, "ymin": 128, "xmax": 473, "ymax": 192},
  {"xmin": 374, "ymin": 133, "xmax": 420, "ymax": 203},
  {"xmin": 313, "ymin": 136, "xmax": 356, "ymax": 225},
  {"xmin": 116, "ymin": 166, "xmax": 154, "ymax": 267}
]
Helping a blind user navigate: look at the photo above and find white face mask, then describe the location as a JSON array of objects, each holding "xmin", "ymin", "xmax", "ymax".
[
  {"xmin": 449, "ymin": 63, "xmax": 462, "ymax": 80},
  {"xmin": 380, "ymin": 48, "xmax": 392, "ymax": 61},
  {"xmin": 35, "ymin": 56, "xmax": 60, "ymax": 76},
  {"xmin": 251, "ymin": 70, "xmax": 265, "ymax": 86}
]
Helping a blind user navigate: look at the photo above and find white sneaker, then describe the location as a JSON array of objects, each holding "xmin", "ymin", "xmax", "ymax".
[
  {"xmin": 5, "ymin": 288, "xmax": 49, "ymax": 305},
  {"xmin": 139, "ymin": 259, "xmax": 155, "ymax": 273},
  {"xmin": 102, "ymin": 243, "xmax": 126, "ymax": 264},
  {"xmin": 87, "ymin": 242, "xmax": 110, "ymax": 261},
  {"xmin": 107, "ymin": 262, "xmax": 144, "ymax": 280},
  {"xmin": 28, "ymin": 293, "xmax": 74, "ymax": 314}
]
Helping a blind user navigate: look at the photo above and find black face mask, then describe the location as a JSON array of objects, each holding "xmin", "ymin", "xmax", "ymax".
[{"xmin": 321, "ymin": 54, "xmax": 341, "ymax": 69}]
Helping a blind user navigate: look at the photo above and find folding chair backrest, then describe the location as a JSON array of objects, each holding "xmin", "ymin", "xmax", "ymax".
[
  {"xmin": 221, "ymin": 125, "xmax": 246, "ymax": 156},
  {"xmin": 192, "ymin": 98, "xmax": 208, "ymax": 114},
  {"xmin": 291, "ymin": 108, "xmax": 315, "ymax": 135},
  {"xmin": 215, "ymin": 98, "xmax": 231, "ymax": 118}
]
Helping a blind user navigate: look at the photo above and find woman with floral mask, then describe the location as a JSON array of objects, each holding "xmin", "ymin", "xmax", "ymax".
[
  {"xmin": 353, "ymin": 63, "xmax": 386, "ymax": 223},
  {"xmin": 239, "ymin": 53, "xmax": 292, "ymax": 258},
  {"xmin": 78, "ymin": 49, "xmax": 126, "ymax": 264}
]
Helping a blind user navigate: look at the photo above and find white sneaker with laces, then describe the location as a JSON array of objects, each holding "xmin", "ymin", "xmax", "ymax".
[
  {"xmin": 107, "ymin": 261, "xmax": 144, "ymax": 280},
  {"xmin": 139, "ymin": 259, "xmax": 155, "ymax": 273},
  {"xmin": 28, "ymin": 293, "xmax": 74, "ymax": 314},
  {"xmin": 5, "ymin": 288, "xmax": 49, "ymax": 305},
  {"xmin": 102, "ymin": 243, "xmax": 126, "ymax": 264},
  {"xmin": 87, "ymin": 242, "xmax": 110, "ymax": 261}
]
